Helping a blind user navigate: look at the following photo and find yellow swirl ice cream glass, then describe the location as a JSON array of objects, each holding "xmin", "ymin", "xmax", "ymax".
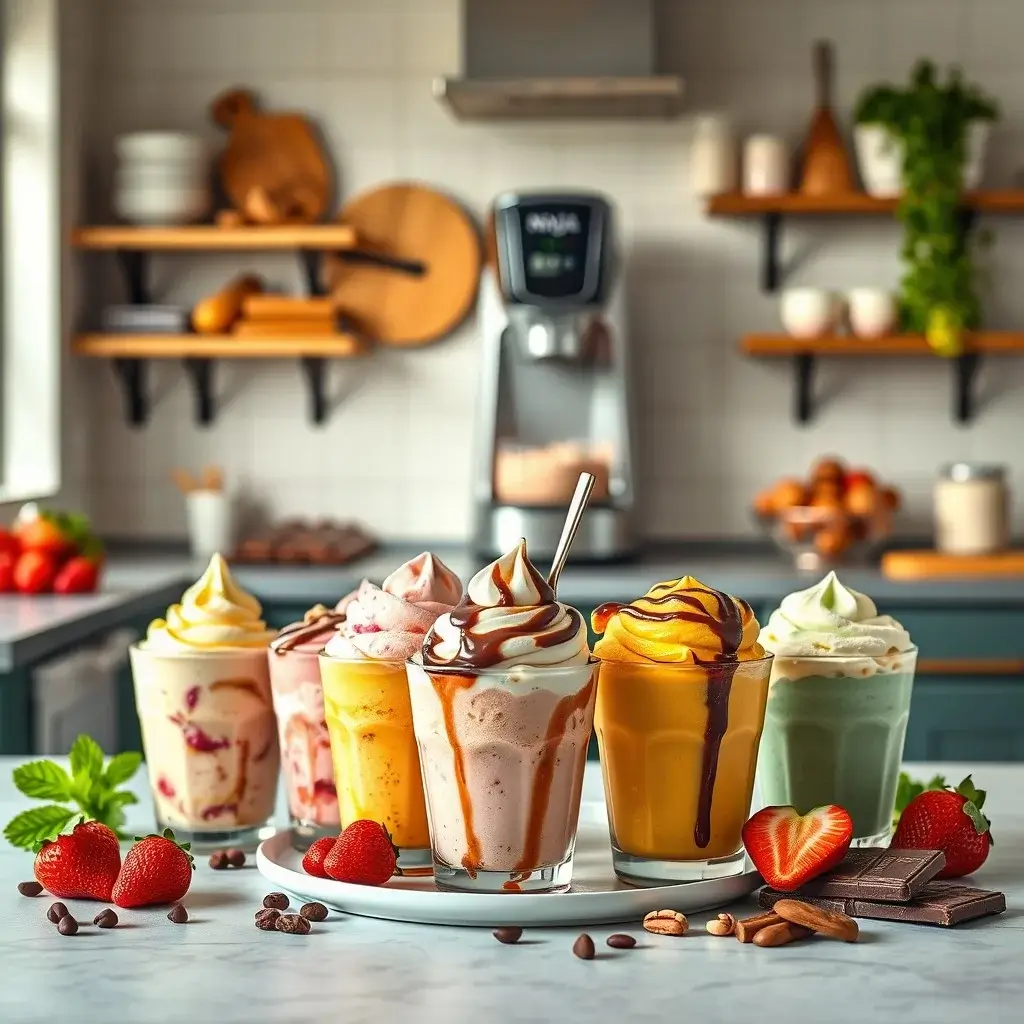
[
  {"xmin": 592, "ymin": 576, "xmax": 772, "ymax": 883},
  {"xmin": 130, "ymin": 554, "xmax": 280, "ymax": 848}
]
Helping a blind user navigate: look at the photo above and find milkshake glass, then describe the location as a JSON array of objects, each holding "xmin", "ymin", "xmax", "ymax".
[
  {"xmin": 757, "ymin": 572, "xmax": 917, "ymax": 846},
  {"xmin": 592, "ymin": 577, "xmax": 771, "ymax": 884},
  {"xmin": 268, "ymin": 601, "xmax": 348, "ymax": 849},
  {"xmin": 319, "ymin": 553, "xmax": 463, "ymax": 872},
  {"xmin": 130, "ymin": 554, "xmax": 279, "ymax": 849},
  {"xmin": 410, "ymin": 540, "xmax": 597, "ymax": 894}
]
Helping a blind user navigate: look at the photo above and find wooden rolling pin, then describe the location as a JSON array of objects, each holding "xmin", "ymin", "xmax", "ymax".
[{"xmin": 192, "ymin": 274, "xmax": 263, "ymax": 333}]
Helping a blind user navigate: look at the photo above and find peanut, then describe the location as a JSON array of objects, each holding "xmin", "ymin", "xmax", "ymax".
[
  {"xmin": 643, "ymin": 909, "xmax": 689, "ymax": 936},
  {"xmin": 705, "ymin": 913, "xmax": 736, "ymax": 937}
]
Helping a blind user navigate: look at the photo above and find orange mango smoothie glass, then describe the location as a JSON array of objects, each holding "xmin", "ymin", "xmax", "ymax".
[
  {"xmin": 318, "ymin": 553, "xmax": 463, "ymax": 872},
  {"xmin": 592, "ymin": 576, "xmax": 772, "ymax": 883}
]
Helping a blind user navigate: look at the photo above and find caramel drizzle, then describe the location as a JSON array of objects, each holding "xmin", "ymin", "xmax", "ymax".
[
  {"xmin": 595, "ymin": 584, "xmax": 751, "ymax": 850},
  {"xmin": 271, "ymin": 610, "xmax": 346, "ymax": 654},
  {"xmin": 430, "ymin": 667, "xmax": 596, "ymax": 877}
]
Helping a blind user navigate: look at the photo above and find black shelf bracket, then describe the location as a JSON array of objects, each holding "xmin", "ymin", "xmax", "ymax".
[
  {"xmin": 794, "ymin": 353, "xmax": 815, "ymax": 424},
  {"xmin": 299, "ymin": 250, "xmax": 326, "ymax": 297},
  {"xmin": 117, "ymin": 250, "xmax": 150, "ymax": 304},
  {"xmin": 301, "ymin": 357, "xmax": 328, "ymax": 425},
  {"xmin": 113, "ymin": 358, "xmax": 149, "ymax": 426},
  {"xmin": 183, "ymin": 358, "xmax": 216, "ymax": 426},
  {"xmin": 954, "ymin": 352, "xmax": 981, "ymax": 424},
  {"xmin": 762, "ymin": 213, "xmax": 783, "ymax": 292}
]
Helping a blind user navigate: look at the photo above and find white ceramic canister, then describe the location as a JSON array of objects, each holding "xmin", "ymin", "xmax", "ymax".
[
  {"xmin": 847, "ymin": 288, "xmax": 897, "ymax": 339},
  {"xmin": 690, "ymin": 115, "xmax": 738, "ymax": 197},
  {"xmin": 934, "ymin": 463, "xmax": 1011, "ymax": 555},
  {"xmin": 743, "ymin": 134, "xmax": 790, "ymax": 195}
]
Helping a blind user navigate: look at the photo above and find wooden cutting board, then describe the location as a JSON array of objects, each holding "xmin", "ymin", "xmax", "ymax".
[
  {"xmin": 881, "ymin": 549, "xmax": 1024, "ymax": 580},
  {"xmin": 798, "ymin": 41, "xmax": 855, "ymax": 196},
  {"xmin": 322, "ymin": 183, "xmax": 481, "ymax": 347},
  {"xmin": 211, "ymin": 88, "xmax": 331, "ymax": 224}
]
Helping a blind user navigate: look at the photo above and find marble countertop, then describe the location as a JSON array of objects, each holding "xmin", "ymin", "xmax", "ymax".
[
  {"xmin": 1, "ymin": 543, "xmax": 1023, "ymax": 670},
  {"xmin": 1, "ymin": 760, "xmax": 1021, "ymax": 1024}
]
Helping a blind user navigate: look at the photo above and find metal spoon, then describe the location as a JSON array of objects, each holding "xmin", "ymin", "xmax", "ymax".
[{"xmin": 547, "ymin": 472, "xmax": 596, "ymax": 592}]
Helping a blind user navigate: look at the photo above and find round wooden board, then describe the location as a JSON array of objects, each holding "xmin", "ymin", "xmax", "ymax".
[{"xmin": 323, "ymin": 183, "xmax": 482, "ymax": 347}]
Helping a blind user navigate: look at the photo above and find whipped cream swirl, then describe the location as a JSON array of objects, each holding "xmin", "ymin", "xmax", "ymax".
[
  {"xmin": 760, "ymin": 571, "xmax": 913, "ymax": 659},
  {"xmin": 323, "ymin": 552, "xmax": 462, "ymax": 661},
  {"xmin": 422, "ymin": 539, "xmax": 590, "ymax": 671}
]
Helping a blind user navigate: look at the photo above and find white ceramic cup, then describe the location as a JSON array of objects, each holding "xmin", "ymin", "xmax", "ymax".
[
  {"xmin": 185, "ymin": 490, "xmax": 233, "ymax": 561},
  {"xmin": 847, "ymin": 288, "xmax": 897, "ymax": 339},
  {"xmin": 743, "ymin": 135, "xmax": 790, "ymax": 195},
  {"xmin": 780, "ymin": 288, "xmax": 843, "ymax": 339}
]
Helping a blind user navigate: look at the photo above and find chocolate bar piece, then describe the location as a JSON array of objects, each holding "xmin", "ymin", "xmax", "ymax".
[
  {"xmin": 760, "ymin": 881, "xmax": 1006, "ymax": 927},
  {"xmin": 794, "ymin": 847, "xmax": 946, "ymax": 902}
]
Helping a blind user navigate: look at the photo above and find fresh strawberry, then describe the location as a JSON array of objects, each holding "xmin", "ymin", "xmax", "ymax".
[
  {"xmin": 15, "ymin": 516, "xmax": 71, "ymax": 558},
  {"xmin": 843, "ymin": 469, "xmax": 876, "ymax": 490},
  {"xmin": 13, "ymin": 550, "xmax": 58, "ymax": 593},
  {"xmin": 0, "ymin": 527, "xmax": 20, "ymax": 560},
  {"xmin": 0, "ymin": 551, "xmax": 15, "ymax": 592},
  {"xmin": 891, "ymin": 776, "xmax": 992, "ymax": 878},
  {"xmin": 53, "ymin": 555, "xmax": 101, "ymax": 594},
  {"xmin": 34, "ymin": 819, "xmax": 122, "ymax": 901},
  {"xmin": 111, "ymin": 828, "xmax": 195, "ymax": 908},
  {"xmin": 301, "ymin": 835, "xmax": 338, "ymax": 878},
  {"xmin": 323, "ymin": 820, "xmax": 397, "ymax": 885},
  {"xmin": 742, "ymin": 804, "xmax": 853, "ymax": 891}
]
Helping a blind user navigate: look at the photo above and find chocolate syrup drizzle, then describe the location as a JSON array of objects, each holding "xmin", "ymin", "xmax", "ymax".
[
  {"xmin": 594, "ymin": 584, "xmax": 754, "ymax": 849},
  {"xmin": 271, "ymin": 608, "xmax": 346, "ymax": 654},
  {"xmin": 421, "ymin": 557, "xmax": 583, "ymax": 671}
]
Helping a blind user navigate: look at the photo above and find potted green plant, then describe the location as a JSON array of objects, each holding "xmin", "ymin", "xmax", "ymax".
[
  {"xmin": 853, "ymin": 62, "xmax": 999, "ymax": 352},
  {"xmin": 853, "ymin": 62, "xmax": 998, "ymax": 198}
]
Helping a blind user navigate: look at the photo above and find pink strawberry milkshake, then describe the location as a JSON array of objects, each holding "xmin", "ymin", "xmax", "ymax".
[
  {"xmin": 319, "ymin": 553, "xmax": 463, "ymax": 869},
  {"xmin": 407, "ymin": 539, "xmax": 597, "ymax": 893},
  {"xmin": 269, "ymin": 597, "xmax": 354, "ymax": 848}
]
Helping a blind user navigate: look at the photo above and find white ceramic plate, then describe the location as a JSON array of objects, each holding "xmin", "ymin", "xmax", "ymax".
[{"xmin": 256, "ymin": 804, "xmax": 762, "ymax": 927}]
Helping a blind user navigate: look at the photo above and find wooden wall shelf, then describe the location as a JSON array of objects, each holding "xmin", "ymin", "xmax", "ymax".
[
  {"xmin": 705, "ymin": 190, "xmax": 1024, "ymax": 292},
  {"xmin": 74, "ymin": 334, "xmax": 366, "ymax": 427},
  {"xmin": 70, "ymin": 225, "xmax": 359, "ymax": 250},
  {"xmin": 741, "ymin": 333, "xmax": 1024, "ymax": 425}
]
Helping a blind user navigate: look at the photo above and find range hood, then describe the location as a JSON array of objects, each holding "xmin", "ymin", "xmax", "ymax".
[{"xmin": 437, "ymin": 0, "xmax": 685, "ymax": 121}]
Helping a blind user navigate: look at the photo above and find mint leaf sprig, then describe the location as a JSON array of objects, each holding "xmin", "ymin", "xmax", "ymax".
[{"xmin": 3, "ymin": 735, "xmax": 143, "ymax": 850}]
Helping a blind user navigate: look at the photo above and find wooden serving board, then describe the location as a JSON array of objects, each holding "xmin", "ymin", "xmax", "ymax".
[
  {"xmin": 211, "ymin": 88, "xmax": 331, "ymax": 224},
  {"xmin": 881, "ymin": 549, "xmax": 1024, "ymax": 580},
  {"xmin": 322, "ymin": 183, "xmax": 481, "ymax": 347}
]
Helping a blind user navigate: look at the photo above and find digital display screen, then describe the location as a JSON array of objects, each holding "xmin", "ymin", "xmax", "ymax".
[{"xmin": 518, "ymin": 204, "xmax": 592, "ymax": 299}]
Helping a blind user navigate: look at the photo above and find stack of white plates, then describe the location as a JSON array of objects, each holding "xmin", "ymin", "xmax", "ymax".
[{"xmin": 114, "ymin": 132, "xmax": 211, "ymax": 225}]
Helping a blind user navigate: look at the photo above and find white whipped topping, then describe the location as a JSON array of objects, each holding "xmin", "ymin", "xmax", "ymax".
[
  {"xmin": 760, "ymin": 571, "xmax": 913, "ymax": 660},
  {"xmin": 424, "ymin": 540, "xmax": 590, "ymax": 671}
]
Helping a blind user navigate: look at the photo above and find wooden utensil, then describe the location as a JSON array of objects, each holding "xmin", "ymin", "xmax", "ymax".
[
  {"xmin": 881, "ymin": 549, "xmax": 1024, "ymax": 580},
  {"xmin": 172, "ymin": 468, "xmax": 196, "ymax": 494},
  {"xmin": 322, "ymin": 183, "xmax": 482, "ymax": 347},
  {"xmin": 798, "ymin": 41, "xmax": 855, "ymax": 196},
  {"xmin": 192, "ymin": 274, "xmax": 263, "ymax": 333},
  {"xmin": 241, "ymin": 295, "xmax": 335, "ymax": 321},
  {"xmin": 211, "ymin": 88, "xmax": 332, "ymax": 224},
  {"xmin": 233, "ymin": 319, "xmax": 339, "ymax": 337}
]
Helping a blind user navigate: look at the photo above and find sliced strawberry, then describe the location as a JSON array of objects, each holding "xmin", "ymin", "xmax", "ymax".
[{"xmin": 742, "ymin": 804, "xmax": 853, "ymax": 891}]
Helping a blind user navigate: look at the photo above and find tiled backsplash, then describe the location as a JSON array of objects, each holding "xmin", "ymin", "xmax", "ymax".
[{"xmin": 63, "ymin": 0, "xmax": 1024, "ymax": 541}]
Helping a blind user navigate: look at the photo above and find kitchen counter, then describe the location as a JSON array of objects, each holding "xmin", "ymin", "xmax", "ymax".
[
  {"xmin": 1, "ymin": 759, "xmax": 1021, "ymax": 1024},
  {"xmin": 2, "ymin": 543, "xmax": 1024, "ymax": 670}
]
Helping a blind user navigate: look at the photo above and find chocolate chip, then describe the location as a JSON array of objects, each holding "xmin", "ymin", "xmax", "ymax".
[
  {"xmin": 57, "ymin": 915, "xmax": 79, "ymax": 936},
  {"xmin": 263, "ymin": 892, "xmax": 289, "ymax": 911},
  {"xmin": 276, "ymin": 913, "xmax": 311, "ymax": 935},
  {"xmin": 17, "ymin": 881, "xmax": 43, "ymax": 897},
  {"xmin": 208, "ymin": 850, "xmax": 229, "ymax": 870},
  {"xmin": 573, "ymin": 933, "xmax": 595, "ymax": 960},
  {"xmin": 93, "ymin": 909, "xmax": 118, "ymax": 929},
  {"xmin": 300, "ymin": 902, "xmax": 328, "ymax": 922},
  {"xmin": 606, "ymin": 933, "xmax": 636, "ymax": 949},
  {"xmin": 47, "ymin": 902, "xmax": 69, "ymax": 923},
  {"xmin": 255, "ymin": 908, "xmax": 281, "ymax": 931},
  {"xmin": 493, "ymin": 926, "xmax": 523, "ymax": 944},
  {"xmin": 167, "ymin": 904, "xmax": 188, "ymax": 924},
  {"xmin": 226, "ymin": 848, "xmax": 246, "ymax": 868}
]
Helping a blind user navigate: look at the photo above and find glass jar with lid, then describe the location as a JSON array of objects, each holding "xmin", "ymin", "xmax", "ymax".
[{"xmin": 934, "ymin": 463, "xmax": 1010, "ymax": 555}]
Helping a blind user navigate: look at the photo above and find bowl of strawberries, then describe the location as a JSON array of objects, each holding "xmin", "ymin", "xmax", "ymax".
[
  {"xmin": 0, "ymin": 503, "xmax": 103, "ymax": 594},
  {"xmin": 753, "ymin": 457, "xmax": 902, "ymax": 572}
]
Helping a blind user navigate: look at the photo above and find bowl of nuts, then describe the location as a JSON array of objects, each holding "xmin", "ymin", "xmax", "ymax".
[{"xmin": 753, "ymin": 457, "xmax": 901, "ymax": 572}]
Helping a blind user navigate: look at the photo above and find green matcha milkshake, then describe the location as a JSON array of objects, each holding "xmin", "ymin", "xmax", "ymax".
[{"xmin": 756, "ymin": 573, "xmax": 916, "ymax": 846}]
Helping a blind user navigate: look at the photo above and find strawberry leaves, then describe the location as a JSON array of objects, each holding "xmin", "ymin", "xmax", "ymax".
[
  {"xmin": 954, "ymin": 776, "xmax": 991, "ymax": 838},
  {"xmin": 4, "ymin": 734, "xmax": 144, "ymax": 850},
  {"xmin": 893, "ymin": 771, "xmax": 947, "ymax": 826}
]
